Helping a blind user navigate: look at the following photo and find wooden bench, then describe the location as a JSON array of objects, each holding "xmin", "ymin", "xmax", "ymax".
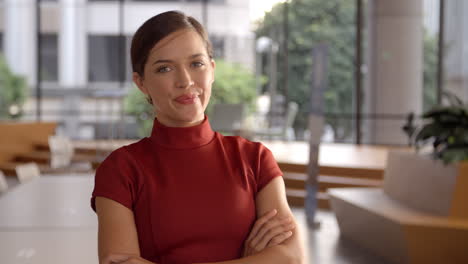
[
  {"xmin": 0, "ymin": 122, "xmax": 57, "ymax": 166},
  {"xmin": 0, "ymin": 122, "xmax": 96, "ymax": 176}
]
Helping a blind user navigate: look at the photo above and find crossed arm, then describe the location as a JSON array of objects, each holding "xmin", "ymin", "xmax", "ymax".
[{"xmin": 95, "ymin": 176, "xmax": 305, "ymax": 264}]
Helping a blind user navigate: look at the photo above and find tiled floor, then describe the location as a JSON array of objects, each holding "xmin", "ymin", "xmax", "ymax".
[
  {"xmin": 292, "ymin": 208, "xmax": 391, "ymax": 264},
  {"xmin": 1, "ymin": 175, "xmax": 391, "ymax": 264}
]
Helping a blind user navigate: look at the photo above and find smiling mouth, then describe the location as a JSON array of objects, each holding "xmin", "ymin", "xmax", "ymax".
[{"xmin": 175, "ymin": 94, "xmax": 198, "ymax": 105}]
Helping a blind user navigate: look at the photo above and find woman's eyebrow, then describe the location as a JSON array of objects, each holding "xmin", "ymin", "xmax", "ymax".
[
  {"xmin": 152, "ymin": 53, "xmax": 206, "ymax": 65},
  {"xmin": 190, "ymin": 53, "xmax": 205, "ymax": 59},
  {"xmin": 153, "ymin": 59, "xmax": 173, "ymax": 65}
]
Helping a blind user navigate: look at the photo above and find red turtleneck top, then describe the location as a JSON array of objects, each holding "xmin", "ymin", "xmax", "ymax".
[{"xmin": 91, "ymin": 117, "xmax": 282, "ymax": 264}]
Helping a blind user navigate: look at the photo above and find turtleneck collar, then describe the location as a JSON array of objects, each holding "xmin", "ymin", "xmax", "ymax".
[{"xmin": 150, "ymin": 115, "xmax": 216, "ymax": 149}]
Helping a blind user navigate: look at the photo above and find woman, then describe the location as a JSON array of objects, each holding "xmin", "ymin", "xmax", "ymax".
[{"xmin": 91, "ymin": 11, "xmax": 305, "ymax": 264}]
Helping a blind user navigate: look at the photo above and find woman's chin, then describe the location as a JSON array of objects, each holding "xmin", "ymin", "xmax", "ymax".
[
  {"xmin": 157, "ymin": 106, "xmax": 205, "ymax": 127},
  {"xmin": 175, "ymin": 111, "xmax": 205, "ymax": 126}
]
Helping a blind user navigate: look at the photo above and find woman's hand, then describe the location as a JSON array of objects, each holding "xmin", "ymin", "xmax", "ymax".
[
  {"xmin": 242, "ymin": 209, "xmax": 295, "ymax": 257},
  {"xmin": 101, "ymin": 253, "xmax": 157, "ymax": 264}
]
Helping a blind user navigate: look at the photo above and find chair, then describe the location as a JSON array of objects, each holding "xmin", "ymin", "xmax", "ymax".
[
  {"xmin": 254, "ymin": 101, "xmax": 299, "ymax": 141},
  {"xmin": 48, "ymin": 135, "xmax": 97, "ymax": 172},
  {"xmin": 0, "ymin": 170, "xmax": 8, "ymax": 192},
  {"xmin": 15, "ymin": 163, "xmax": 41, "ymax": 183},
  {"xmin": 49, "ymin": 135, "xmax": 75, "ymax": 169},
  {"xmin": 209, "ymin": 103, "xmax": 246, "ymax": 135}
]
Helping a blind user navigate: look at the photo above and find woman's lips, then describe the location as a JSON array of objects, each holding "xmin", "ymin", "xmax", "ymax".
[{"xmin": 175, "ymin": 94, "xmax": 197, "ymax": 105}]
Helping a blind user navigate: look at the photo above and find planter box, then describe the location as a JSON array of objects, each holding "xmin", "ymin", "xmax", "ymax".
[{"xmin": 383, "ymin": 151, "xmax": 468, "ymax": 219}]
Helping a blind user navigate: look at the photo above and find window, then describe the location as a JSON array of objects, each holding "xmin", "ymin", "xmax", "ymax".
[
  {"xmin": 210, "ymin": 35, "xmax": 225, "ymax": 58},
  {"xmin": 186, "ymin": 0, "xmax": 225, "ymax": 2},
  {"xmin": 40, "ymin": 34, "xmax": 58, "ymax": 82},
  {"xmin": 128, "ymin": 0, "xmax": 225, "ymax": 2},
  {"xmin": 88, "ymin": 35, "xmax": 126, "ymax": 82}
]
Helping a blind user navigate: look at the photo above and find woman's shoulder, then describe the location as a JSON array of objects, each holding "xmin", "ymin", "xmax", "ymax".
[
  {"xmin": 217, "ymin": 134, "xmax": 268, "ymax": 153},
  {"xmin": 122, "ymin": 137, "xmax": 153, "ymax": 151},
  {"xmin": 100, "ymin": 137, "xmax": 152, "ymax": 165}
]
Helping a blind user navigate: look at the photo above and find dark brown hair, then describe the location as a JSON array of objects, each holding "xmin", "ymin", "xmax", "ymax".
[{"xmin": 131, "ymin": 11, "xmax": 213, "ymax": 77}]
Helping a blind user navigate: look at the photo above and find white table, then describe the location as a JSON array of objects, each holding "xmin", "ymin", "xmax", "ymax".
[
  {"xmin": 0, "ymin": 229, "xmax": 98, "ymax": 264},
  {"xmin": 0, "ymin": 175, "xmax": 97, "ymax": 229},
  {"xmin": 0, "ymin": 174, "xmax": 99, "ymax": 264}
]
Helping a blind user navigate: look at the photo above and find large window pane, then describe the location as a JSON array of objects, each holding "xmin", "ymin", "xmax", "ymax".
[
  {"xmin": 255, "ymin": 1, "xmax": 357, "ymax": 142},
  {"xmin": 359, "ymin": 0, "xmax": 429, "ymax": 145},
  {"xmin": 443, "ymin": 0, "xmax": 468, "ymax": 103},
  {"xmin": 423, "ymin": 0, "xmax": 439, "ymax": 112}
]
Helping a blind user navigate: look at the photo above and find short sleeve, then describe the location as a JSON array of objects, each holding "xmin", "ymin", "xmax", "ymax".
[
  {"xmin": 90, "ymin": 147, "xmax": 138, "ymax": 212},
  {"xmin": 255, "ymin": 143, "xmax": 283, "ymax": 192}
]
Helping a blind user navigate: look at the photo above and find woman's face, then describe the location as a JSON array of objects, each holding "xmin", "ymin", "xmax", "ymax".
[{"xmin": 133, "ymin": 29, "xmax": 215, "ymax": 127}]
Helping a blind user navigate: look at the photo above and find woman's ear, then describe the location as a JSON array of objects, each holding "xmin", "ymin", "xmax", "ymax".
[
  {"xmin": 210, "ymin": 59, "xmax": 216, "ymax": 83},
  {"xmin": 133, "ymin": 72, "xmax": 148, "ymax": 94}
]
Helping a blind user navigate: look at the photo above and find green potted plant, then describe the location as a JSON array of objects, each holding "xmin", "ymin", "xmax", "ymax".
[
  {"xmin": 384, "ymin": 92, "xmax": 468, "ymax": 219},
  {"xmin": 410, "ymin": 92, "xmax": 468, "ymax": 164},
  {"xmin": 0, "ymin": 54, "xmax": 27, "ymax": 120}
]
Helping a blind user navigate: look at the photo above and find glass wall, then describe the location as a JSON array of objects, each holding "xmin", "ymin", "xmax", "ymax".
[
  {"xmin": 2, "ymin": 0, "xmax": 463, "ymax": 145},
  {"xmin": 254, "ymin": 0, "xmax": 444, "ymax": 145},
  {"xmin": 423, "ymin": 0, "xmax": 440, "ymax": 112},
  {"xmin": 357, "ymin": 0, "xmax": 440, "ymax": 145},
  {"xmin": 255, "ymin": 0, "xmax": 357, "ymax": 142},
  {"xmin": 443, "ymin": 0, "xmax": 468, "ymax": 103}
]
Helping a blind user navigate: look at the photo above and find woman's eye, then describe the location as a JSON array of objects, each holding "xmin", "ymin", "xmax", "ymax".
[
  {"xmin": 192, "ymin": 61, "xmax": 204, "ymax": 68},
  {"xmin": 157, "ymin": 66, "xmax": 171, "ymax": 73}
]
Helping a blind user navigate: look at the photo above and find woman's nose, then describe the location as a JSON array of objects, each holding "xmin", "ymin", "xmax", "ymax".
[{"xmin": 175, "ymin": 68, "xmax": 194, "ymax": 89}]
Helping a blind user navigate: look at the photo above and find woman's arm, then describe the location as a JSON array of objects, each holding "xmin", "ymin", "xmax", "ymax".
[
  {"xmin": 95, "ymin": 197, "xmax": 152, "ymax": 264},
  {"xmin": 95, "ymin": 177, "xmax": 305, "ymax": 264},
  {"xmin": 242, "ymin": 209, "xmax": 295, "ymax": 257},
  {"xmin": 196, "ymin": 176, "xmax": 306, "ymax": 264}
]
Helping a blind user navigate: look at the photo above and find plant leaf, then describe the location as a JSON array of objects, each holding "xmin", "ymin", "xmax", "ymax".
[
  {"xmin": 440, "ymin": 148, "xmax": 468, "ymax": 164},
  {"xmin": 443, "ymin": 91, "xmax": 465, "ymax": 107},
  {"xmin": 414, "ymin": 123, "xmax": 444, "ymax": 142}
]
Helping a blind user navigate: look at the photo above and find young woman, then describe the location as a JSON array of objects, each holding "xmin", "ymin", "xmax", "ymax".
[{"xmin": 91, "ymin": 11, "xmax": 305, "ymax": 264}]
